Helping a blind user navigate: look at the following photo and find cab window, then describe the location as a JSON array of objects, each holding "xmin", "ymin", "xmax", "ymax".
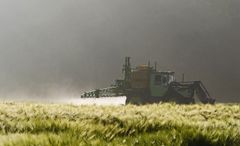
[{"xmin": 155, "ymin": 75, "xmax": 161, "ymax": 85}]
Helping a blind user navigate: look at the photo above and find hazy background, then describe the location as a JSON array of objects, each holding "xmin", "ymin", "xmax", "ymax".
[{"xmin": 0, "ymin": 0, "xmax": 239, "ymax": 102}]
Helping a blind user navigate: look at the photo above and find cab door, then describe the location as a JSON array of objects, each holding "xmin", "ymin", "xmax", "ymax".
[{"xmin": 150, "ymin": 73, "xmax": 169, "ymax": 97}]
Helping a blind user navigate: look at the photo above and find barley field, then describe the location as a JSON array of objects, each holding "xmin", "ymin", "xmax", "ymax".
[{"xmin": 0, "ymin": 102, "xmax": 239, "ymax": 146}]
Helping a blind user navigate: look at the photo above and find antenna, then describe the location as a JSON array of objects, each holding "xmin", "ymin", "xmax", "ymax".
[
  {"xmin": 182, "ymin": 73, "xmax": 185, "ymax": 82},
  {"xmin": 154, "ymin": 61, "xmax": 157, "ymax": 71},
  {"xmin": 123, "ymin": 57, "xmax": 131, "ymax": 88}
]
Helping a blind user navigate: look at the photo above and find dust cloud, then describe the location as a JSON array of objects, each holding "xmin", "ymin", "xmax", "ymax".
[{"xmin": 0, "ymin": 0, "xmax": 239, "ymax": 102}]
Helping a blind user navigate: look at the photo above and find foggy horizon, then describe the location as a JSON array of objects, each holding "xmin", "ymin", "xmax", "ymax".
[{"xmin": 0, "ymin": 0, "xmax": 240, "ymax": 102}]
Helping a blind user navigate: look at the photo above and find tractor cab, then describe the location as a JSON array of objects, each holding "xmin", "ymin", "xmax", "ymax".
[
  {"xmin": 150, "ymin": 71, "xmax": 175, "ymax": 97},
  {"xmin": 153, "ymin": 71, "xmax": 175, "ymax": 86}
]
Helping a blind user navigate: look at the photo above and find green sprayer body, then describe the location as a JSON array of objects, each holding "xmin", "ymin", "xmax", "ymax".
[{"xmin": 81, "ymin": 57, "xmax": 215, "ymax": 104}]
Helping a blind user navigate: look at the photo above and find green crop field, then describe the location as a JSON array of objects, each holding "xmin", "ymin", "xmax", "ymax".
[{"xmin": 0, "ymin": 102, "xmax": 239, "ymax": 146}]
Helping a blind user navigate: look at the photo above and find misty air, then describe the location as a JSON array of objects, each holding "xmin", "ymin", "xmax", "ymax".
[{"xmin": 0, "ymin": 0, "xmax": 239, "ymax": 145}]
